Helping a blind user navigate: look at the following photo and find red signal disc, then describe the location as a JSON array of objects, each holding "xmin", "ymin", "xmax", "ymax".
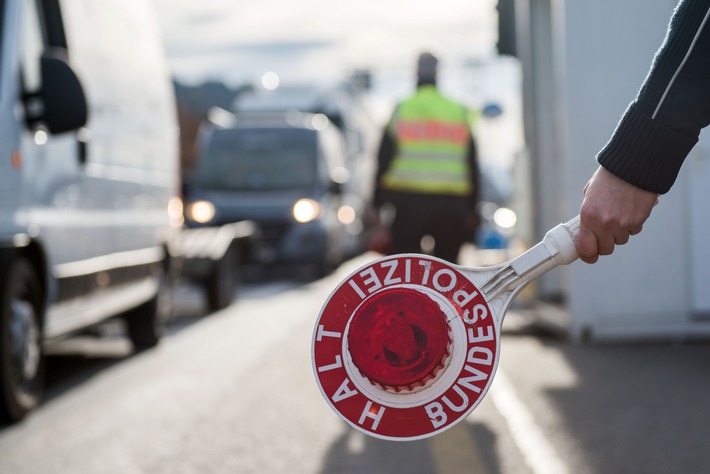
[
  {"xmin": 346, "ymin": 287, "xmax": 452, "ymax": 391},
  {"xmin": 312, "ymin": 255, "xmax": 499, "ymax": 441}
]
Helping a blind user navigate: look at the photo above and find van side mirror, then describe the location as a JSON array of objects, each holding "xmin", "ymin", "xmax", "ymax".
[{"xmin": 25, "ymin": 49, "xmax": 88, "ymax": 134}]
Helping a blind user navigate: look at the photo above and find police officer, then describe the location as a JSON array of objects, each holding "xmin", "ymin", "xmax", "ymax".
[{"xmin": 373, "ymin": 51, "xmax": 480, "ymax": 264}]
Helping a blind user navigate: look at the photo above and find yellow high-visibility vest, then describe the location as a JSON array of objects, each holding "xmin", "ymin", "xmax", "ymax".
[{"xmin": 381, "ymin": 86, "xmax": 474, "ymax": 196}]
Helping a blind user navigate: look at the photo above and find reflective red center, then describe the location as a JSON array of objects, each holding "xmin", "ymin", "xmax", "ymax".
[{"xmin": 347, "ymin": 287, "xmax": 451, "ymax": 390}]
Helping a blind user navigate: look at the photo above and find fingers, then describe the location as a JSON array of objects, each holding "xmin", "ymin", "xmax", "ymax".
[
  {"xmin": 575, "ymin": 166, "xmax": 658, "ymax": 264},
  {"xmin": 576, "ymin": 216, "xmax": 631, "ymax": 263},
  {"xmin": 612, "ymin": 228, "xmax": 630, "ymax": 245},
  {"xmin": 576, "ymin": 225, "xmax": 599, "ymax": 264},
  {"xmin": 576, "ymin": 218, "xmax": 624, "ymax": 262},
  {"xmin": 577, "ymin": 203, "xmax": 641, "ymax": 261}
]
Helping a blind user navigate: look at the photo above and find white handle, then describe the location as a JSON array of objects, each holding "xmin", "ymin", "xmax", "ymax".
[
  {"xmin": 543, "ymin": 214, "xmax": 580, "ymax": 266},
  {"xmin": 510, "ymin": 215, "xmax": 579, "ymax": 279},
  {"xmin": 480, "ymin": 216, "xmax": 579, "ymax": 302}
]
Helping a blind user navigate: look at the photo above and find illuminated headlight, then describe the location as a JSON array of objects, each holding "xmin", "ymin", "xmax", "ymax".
[
  {"xmin": 168, "ymin": 197, "xmax": 185, "ymax": 227},
  {"xmin": 293, "ymin": 198, "xmax": 321, "ymax": 223},
  {"xmin": 186, "ymin": 200, "xmax": 216, "ymax": 224},
  {"xmin": 493, "ymin": 207, "xmax": 517, "ymax": 230},
  {"xmin": 337, "ymin": 205, "xmax": 356, "ymax": 225}
]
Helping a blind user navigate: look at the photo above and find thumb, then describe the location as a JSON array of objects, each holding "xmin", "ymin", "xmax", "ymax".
[{"xmin": 576, "ymin": 225, "xmax": 600, "ymax": 264}]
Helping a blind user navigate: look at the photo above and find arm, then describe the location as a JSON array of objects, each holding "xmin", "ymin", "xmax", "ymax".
[
  {"xmin": 464, "ymin": 134, "xmax": 483, "ymax": 239},
  {"xmin": 467, "ymin": 134, "xmax": 481, "ymax": 210},
  {"xmin": 578, "ymin": 0, "xmax": 710, "ymax": 263},
  {"xmin": 373, "ymin": 127, "xmax": 396, "ymax": 208}
]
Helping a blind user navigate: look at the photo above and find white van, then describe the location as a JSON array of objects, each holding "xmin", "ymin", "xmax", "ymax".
[{"xmin": 0, "ymin": 0, "xmax": 180, "ymax": 421}]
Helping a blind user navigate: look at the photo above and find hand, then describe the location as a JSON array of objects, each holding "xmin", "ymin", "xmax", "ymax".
[{"xmin": 577, "ymin": 166, "xmax": 659, "ymax": 264}]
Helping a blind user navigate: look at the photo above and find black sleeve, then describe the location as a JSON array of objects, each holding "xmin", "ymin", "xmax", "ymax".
[
  {"xmin": 467, "ymin": 135, "xmax": 480, "ymax": 209},
  {"xmin": 373, "ymin": 128, "xmax": 396, "ymax": 207},
  {"xmin": 597, "ymin": 0, "xmax": 710, "ymax": 194}
]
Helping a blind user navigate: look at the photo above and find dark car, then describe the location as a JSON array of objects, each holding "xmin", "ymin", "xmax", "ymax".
[
  {"xmin": 234, "ymin": 83, "xmax": 380, "ymax": 257},
  {"xmin": 184, "ymin": 112, "xmax": 357, "ymax": 276}
]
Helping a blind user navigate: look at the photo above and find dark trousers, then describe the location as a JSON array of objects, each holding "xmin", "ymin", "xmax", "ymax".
[{"xmin": 386, "ymin": 191, "xmax": 471, "ymax": 264}]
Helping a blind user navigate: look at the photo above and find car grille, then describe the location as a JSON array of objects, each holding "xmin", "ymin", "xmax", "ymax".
[{"xmin": 257, "ymin": 221, "xmax": 292, "ymax": 244}]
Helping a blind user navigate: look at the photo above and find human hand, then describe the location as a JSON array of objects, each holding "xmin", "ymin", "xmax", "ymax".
[{"xmin": 577, "ymin": 166, "xmax": 659, "ymax": 263}]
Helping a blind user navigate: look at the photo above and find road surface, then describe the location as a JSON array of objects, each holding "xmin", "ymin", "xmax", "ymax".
[{"xmin": 1, "ymin": 253, "xmax": 709, "ymax": 473}]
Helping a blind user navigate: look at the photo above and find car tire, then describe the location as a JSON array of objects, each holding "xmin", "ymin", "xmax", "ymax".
[
  {"xmin": 123, "ymin": 294, "xmax": 162, "ymax": 351},
  {"xmin": 205, "ymin": 245, "xmax": 237, "ymax": 312},
  {"xmin": 124, "ymin": 252, "xmax": 177, "ymax": 351},
  {"xmin": 0, "ymin": 255, "xmax": 45, "ymax": 423}
]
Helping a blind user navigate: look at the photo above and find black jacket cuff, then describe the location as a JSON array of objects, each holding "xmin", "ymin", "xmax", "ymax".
[{"xmin": 597, "ymin": 104, "xmax": 698, "ymax": 194}]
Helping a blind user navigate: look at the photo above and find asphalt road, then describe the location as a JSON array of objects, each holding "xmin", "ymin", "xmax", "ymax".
[{"xmin": 1, "ymin": 253, "xmax": 709, "ymax": 474}]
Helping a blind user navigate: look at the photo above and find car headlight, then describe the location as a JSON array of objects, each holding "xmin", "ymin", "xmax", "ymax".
[
  {"xmin": 337, "ymin": 205, "xmax": 356, "ymax": 225},
  {"xmin": 186, "ymin": 200, "xmax": 216, "ymax": 224},
  {"xmin": 493, "ymin": 207, "xmax": 517, "ymax": 230},
  {"xmin": 168, "ymin": 196, "xmax": 185, "ymax": 227},
  {"xmin": 293, "ymin": 198, "xmax": 320, "ymax": 223}
]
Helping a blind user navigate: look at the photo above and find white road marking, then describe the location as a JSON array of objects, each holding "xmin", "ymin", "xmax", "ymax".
[{"xmin": 489, "ymin": 370, "xmax": 569, "ymax": 474}]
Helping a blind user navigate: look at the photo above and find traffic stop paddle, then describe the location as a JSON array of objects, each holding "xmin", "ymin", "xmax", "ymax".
[{"xmin": 312, "ymin": 216, "xmax": 580, "ymax": 441}]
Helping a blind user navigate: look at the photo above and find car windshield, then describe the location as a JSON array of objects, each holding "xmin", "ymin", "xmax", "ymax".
[{"xmin": 196, "ymin": 127, "xmax": 318, "ymax": 191}]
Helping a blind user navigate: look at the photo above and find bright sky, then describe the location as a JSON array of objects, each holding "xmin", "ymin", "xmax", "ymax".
[{"xmin": 149, "ymin": 0, "xmax": 499, "ymax": 86}]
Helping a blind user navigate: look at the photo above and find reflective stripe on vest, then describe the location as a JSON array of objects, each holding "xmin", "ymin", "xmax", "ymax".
[{"xmin": 381, "ymin": 87, "xmax": 472, "ymax": 195}]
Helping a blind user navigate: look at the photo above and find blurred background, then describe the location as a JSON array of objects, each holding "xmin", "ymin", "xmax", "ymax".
[
  {"xmin": 163, "ymin": 0, "xmax": 523, "ymax": 259},
  {"xmin": 2, "ymin": 0, "xmax": 710, "ymax": 473}
]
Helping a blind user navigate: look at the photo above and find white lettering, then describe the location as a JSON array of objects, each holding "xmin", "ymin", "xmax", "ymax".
[
  {"xmin": 453, "ymin": 288, "xmax": 479, "ymax": 308},
  {"xmin": 358, "ymin": 401, "xmax": 385, "ymax": 430},
  {"xmin": 381, "ymin": 260, "xmax": 402, "ymax": 286},
  {"xmin": 433, "ymin": 269, "xmax": 456, "ymax": 293},
  {"xmin": 405, "ymin": 259, "xmax": 411, "ymax": 282},
  {"xmin": 443, "ymin": 385, "xmax": 470, "ymax": 412},
  {"xmin": 349, "ymin": 279, "xmax": 366, "ymax": 299},
  {"xmin": 467, "ymin": 347, "xmax": 493, "ymax": 366},
  {"xmin": 457, "ymin": 365, "xmax": 488, "ymax": 393},
  {"xmin": 318, "ymin": 355, "xmax": 343, "ymax": 373},
  {"xmin": 332, "ymin": 378, "xmax": 358, "ymax": 402},
  {"xmin": 360, "ymin": 267, "xmax": 383, "ymax": 294},
  {"xmin": 419, "ymin": 260, "xmax": 432, "ymax": 285},
  {"xmin": 464, "ymin": 304, "xmax": 489, "ymax": 324},
  {"xmin": 425, "ymin": 402, "xmax": 448, "ymax": 428},
  {"xmin": 467, "ymin": 325, "xmax": 494, "ymax": 344},
  {"xmin": 316, "ymin": 325, "xmax": 342, "ymax": 342}
]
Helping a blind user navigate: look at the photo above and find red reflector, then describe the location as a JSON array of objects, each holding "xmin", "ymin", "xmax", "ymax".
[
  {"xmin": 347, "ymin": 287, "xmax": 451, "ymax": 391},
  {"xmin": 11, "ymin": 150, "xmax": 22, "ymax": 169}
]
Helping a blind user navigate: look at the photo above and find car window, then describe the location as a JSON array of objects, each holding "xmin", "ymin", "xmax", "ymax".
[
  {"xmin": 196, "ymin": 127, "xmax": 318, "ymax": 191},
  {"xmin": 20, "ymin": 0, "xmax": 44, "ymax": 96},
  {"xmin": 318, "ymin": 126, "xmax": 347, "ymax": 181}
]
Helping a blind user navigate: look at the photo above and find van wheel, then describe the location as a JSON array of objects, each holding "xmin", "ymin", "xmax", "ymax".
[
  {"xmin": 124, "ymin": 258, "xmax": 175, "ymax": 351},
  {"xmin": 205, "ymin": 246, "xmax": 237, "ymax": 312},
  {"xmin": 123, "ymin": 272, "xmax": 174, "ymax": 351},
  {"xmin": 0, "ymin": 256, "xmax": 45, "ymax": 422},
  {"xmin": 123, "ymin": 293, "xmax": 164, "ymax": 351}
]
